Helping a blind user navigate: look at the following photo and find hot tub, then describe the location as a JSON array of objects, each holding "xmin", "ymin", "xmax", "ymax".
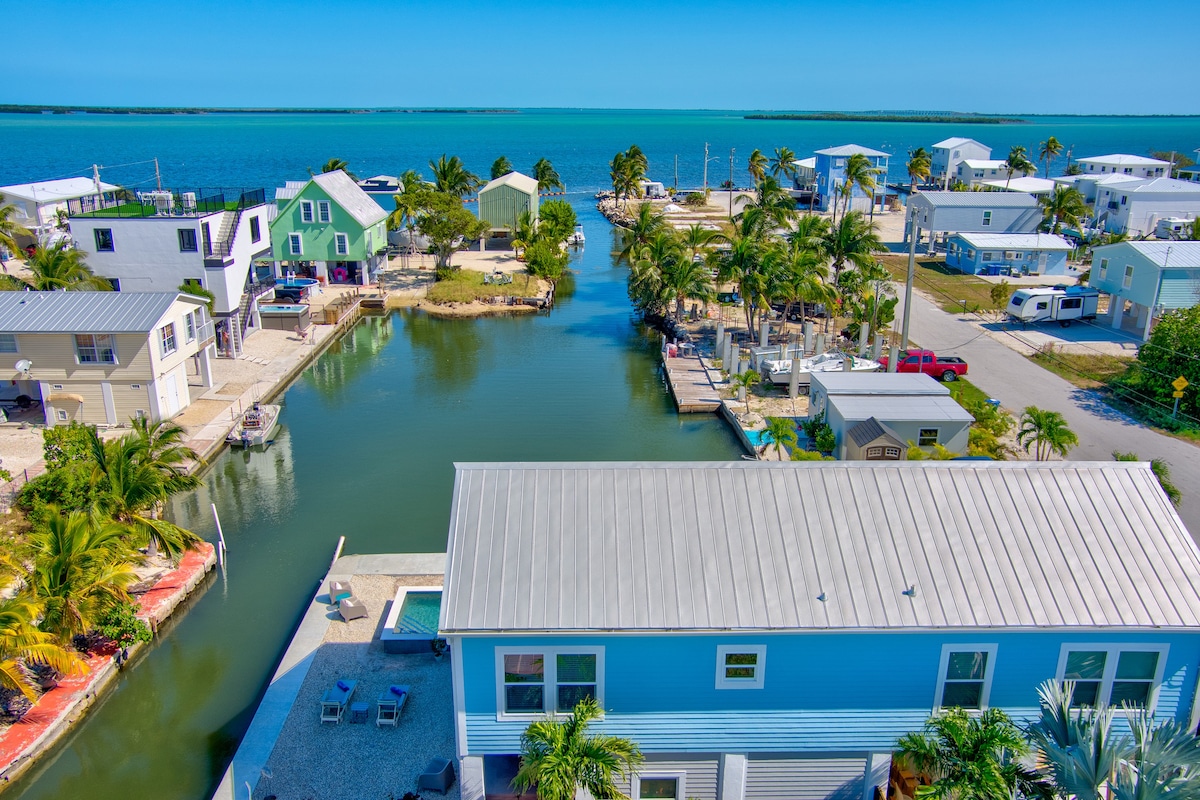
[
  {"xmin": 276, "ymin": 277, "xmax": 319, "ymax": 288},
  {"xmin": 381, "ymin": 586, "xmax": 443, "ymax": 654},
  {"xmin": 258, "ymin": 303, "xmax": 311, "ymax": 331}
]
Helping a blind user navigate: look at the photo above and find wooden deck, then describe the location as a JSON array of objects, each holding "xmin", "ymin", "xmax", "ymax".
[{"xmin": 662, "ymin": 352, "xmax": 722, "ymax": 413}]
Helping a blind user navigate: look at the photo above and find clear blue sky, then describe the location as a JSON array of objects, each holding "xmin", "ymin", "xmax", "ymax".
[{"xmin": 11, "ymin": 0, "xmax": 1199, "ymax": 114}]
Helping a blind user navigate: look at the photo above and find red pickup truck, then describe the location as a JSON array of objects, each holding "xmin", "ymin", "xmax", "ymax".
[{"xmin": 879, "ymin": 349, "xmax": 969, "ymax": 382}]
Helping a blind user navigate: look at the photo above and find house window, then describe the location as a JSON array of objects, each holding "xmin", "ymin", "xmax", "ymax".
[
  {"xmin": 1058, "ymin": 645, "xmax": 1167, "ymax": 709},
  {"xmin": 496, "ymin": 648, "xmax": 603, "ymax": 718},
  {"xmin": 918, "ymin": 428, "xmax": 939, "ymax": 446},
  {"xmin": 318, "ymin": 201, "xmax": 331, "ymax": 223},
  {"xmin": 1123, "ymin": 264, "xmax": 1134, "ymax": 289},
  {"xmin": 0, "ymin": 334, "xmax": 16, "ymax": 353},
  {"xmin": 1120, "ymin": 195, "xmax": 1127, "ymax": 205},
  {"xmin": 865, "ymin": 445, "xmax": 902, "ymax": 460},
  {"xmin": 288, "ymin": 233, "xmax": 303, "ymax": 256},
  {"xmin": 335, "ymin": 233, "xmax": 349, "ymax": 256},
  {"xmin": 1099, "ymin": 258, "xmax": 1108, "ymax": 280},
  {"xmin": 94, "ymin": 228, "xmax": 114, "ymax": 252},
  {"xmin": 130, "ymin": 384, "xmax": 141, "ymax": 390},
  {"xmin": 300, "ymin": 201, "xmax": 314, "ymax": 223},
  {"xmin": 75, "ymin": 334, "xmax": 117, "ymax": 364},
  {"xmin": 982, "ymin": 211, "xmax": 992, "ymax": 227},
  {"xmin": 160, "ymin": 323, "xmax": 177, "ymax": 356},
  {"xmin": 834, "ymin": 158, "xmax": 845, "ymax": 167},
  {"xmin": 107, "ymin": 278, "xmax": 121, "ymax": 291},
  {"xmin": 185, "ymin": 312, "xmax": 197, "ymax": 343},
  {"xmin": 715, "ymin": 645, "xmax": 767, "ymax": 689},
  {"xmin": 937, "ymin": 645, "xmax": 997, "ymax": 710},
  {"xmin": 966, "ymin": 249, "xmax": 976, "ymax": 259},
  {"xmin": 634, "ymin": 775, "xmax": 686, "ymax": 800},
  {"xmin": 249, "ymin": 216, "xmax": 261, "ymax": 243},
  {"xmin": 56, "ymin": 409, "xmax": 68, "ymax": 422},
  {"xmin": 981, "ymin": 252, "xmax": 994, "ymax": 262},
  {"xmin": 178, "ymin": 228, "xmax": 198, "ymax": 252}
]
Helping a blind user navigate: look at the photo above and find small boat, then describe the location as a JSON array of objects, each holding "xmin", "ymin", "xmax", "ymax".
[
  {"xmin": 227, "ymin": 403, "xmax": 281, "ymax": 448},
  {"xmin": 761, "ymin": 350, "xmax": 881, "ymax": 389},
  {"xmin": 567, "ymin": 224, "xmax": 585, "ymax": 246}
]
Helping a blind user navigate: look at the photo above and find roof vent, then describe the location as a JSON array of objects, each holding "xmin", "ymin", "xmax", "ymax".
[
  {"xmin": 902, "ymin": 584, "xmax": 917, "ymax": 597},
  {"xmin": 816, "ymin": 592, "xmax": 826, "ymax": 602}
]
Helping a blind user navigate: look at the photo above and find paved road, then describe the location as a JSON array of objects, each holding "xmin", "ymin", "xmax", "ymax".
[{"xmin": 896, "ymin": 289, "xmax": 1200, "ymax": 535}]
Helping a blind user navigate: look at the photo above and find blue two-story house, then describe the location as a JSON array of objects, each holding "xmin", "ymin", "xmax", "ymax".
[
  {"xmin": 813, "ymin": 145, "xmax": 890, "ymax": 214},
  {"xmin": 440, "ymin": 460, "xmax": 1200, "ymax": 800}
]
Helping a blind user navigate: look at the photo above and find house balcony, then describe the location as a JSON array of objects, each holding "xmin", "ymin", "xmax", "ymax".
[{"xmin": 68, "ymin": 188, "xmax": 266, "ymax": 220}]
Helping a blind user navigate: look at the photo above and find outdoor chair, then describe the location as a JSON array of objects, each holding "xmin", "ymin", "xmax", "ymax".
[
  {"xmin": 320, "ymin": 679, "xmax": 357, "ymax": 723},
  {"xmin": 417, "ymin": 757, "xmax": 456, "ymax": 794},
  {"xmin": 377, "ymin": 684, "xmax": 410, "ymax": 727},
  {"xmin": 338, "ymin": 596, "xmax": 368, "ymax": 622},
  {"xmin": 328, "ymin": 580, "xmax": 352, "ymax": 603}
]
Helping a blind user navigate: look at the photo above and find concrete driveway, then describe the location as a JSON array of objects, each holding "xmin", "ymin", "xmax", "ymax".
[{"xmin": 896, "ymin": 288, "xmax": 1200, "ymax": 536}]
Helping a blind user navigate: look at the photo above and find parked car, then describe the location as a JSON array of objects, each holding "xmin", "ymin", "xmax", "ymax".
[{"xmin": 879, "ymin": 349, "xmax": 969, "ymax": 382}]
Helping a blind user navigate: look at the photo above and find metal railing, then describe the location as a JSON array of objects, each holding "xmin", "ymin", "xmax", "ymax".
[{"xmin": 68, "ymin": 188, "xmax": 266, "ymax": 219}]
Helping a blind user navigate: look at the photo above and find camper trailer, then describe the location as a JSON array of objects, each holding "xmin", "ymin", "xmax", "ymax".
[{"xmin": 1007, "ymin": 285, "xmax": 1100, "ymax": 327}]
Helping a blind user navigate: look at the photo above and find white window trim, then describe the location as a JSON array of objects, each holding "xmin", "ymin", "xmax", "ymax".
[
  {"xmin": 74, "ymin": 333, "xmax": 118, "ymax": 365},
  {"xmin": 335, "ymin": 232, "xmax": 349, "ymax": 256},
  {"xmin": 1099, "ymin": 258, "xmax": 1108, "ymax": 280},
  {"xmin": 1055, "ymin": 643, "xmax": 1169, "ymax": 713},
  {"xmin": 299, "ymin": 200, "xmax": 314, "ymax": 224},
  {"xmin": 289, "ymin": 233, "xmax": 303, "ymax": 256},
  {"xmin": 160, "ymin": 323, "xmax": 177, "ymax": 357},
  {"xmin": 935, "ymin": 643, "xmax": 998, "ymax": 711},
  {"xmin": 632, "ymin": 773, "xmax": 687, "ymax": 800},
  {"xmin": 715, "ymin": 644, "xmax": 767, "ymax": 690},
  {"xmin": 1123, "ymin": 265, "xmax": 1134, "ymax": 290},
  {"xmin": 318, "ymin": 200, "xmax": 332, "ymax": 223},
  {"xmin": 918, "ymin": 428, "xmax": 940, "ymax": 447},
  {"xmin": 494, "ymin": 646, "xmax": 604, "ymax": 722}
]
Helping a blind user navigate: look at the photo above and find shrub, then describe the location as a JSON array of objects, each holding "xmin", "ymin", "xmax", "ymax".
[
  {"xmin": 524, "ymin": 240, "xmax": 568, "ymax": 283},
  {"xmin": 17, "ymin": 462, "xmax": 103, "ymax": 524},
  {"xmin": 42, "ymin": 422, "xmax": 94, "ymax": 470},
  {"xmin": 95, "ymin": 603, "xmax": 152, "ymax": 647},
  {"xmin": 683, "ymin": 192, "xmax": 707, "ymax": 208}
]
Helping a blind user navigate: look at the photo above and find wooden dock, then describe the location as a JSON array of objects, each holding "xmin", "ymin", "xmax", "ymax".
[{"xmin": 663, "ymin": 352, "xmax": 722, "ymax": 413}]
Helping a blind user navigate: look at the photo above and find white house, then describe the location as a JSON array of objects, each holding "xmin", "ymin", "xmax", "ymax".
[
  {"xmin": 980, "ymin": 176, "xmax": 1058, "ymax": 195},
  {"xmin": 906, "ymin": 192, "xmax": 1042, "ymax": 251},
  {"xmin": 1053, "ymin": 172, "xmax": 1145, "ymax": 204},
  {"xmin": 1077, "ymin": 154, "xmax": 1170, "ymax": 178},
  {"xmin": 0, "ymin": 176, "xmax": 120, "ymax": 243},
  {"xmin": 1088, "ymin": 241, "xmax": 1200, "ymax": 340},
  {"xmin": 1094, "ymin": 178, "xmax": 1200, "ymax": 236},
  {"xmin": 68, "ymin": 188, "xmax": 275, "ymax": 358},
  {"xmin": 930, "ymin": 137, "xmax": 991, "ymax": 188},
  {"xmin": 954, "ymin": 159, "xmax": 1033, "ymax": 189}
]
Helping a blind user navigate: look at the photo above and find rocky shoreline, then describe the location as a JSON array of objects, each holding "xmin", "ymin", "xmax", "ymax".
[{"xmin": 595, "ymin": 191, "xmax": 634, "ymax": 228}]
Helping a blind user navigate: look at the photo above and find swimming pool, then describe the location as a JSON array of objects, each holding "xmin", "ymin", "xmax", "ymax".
[
  {"xmin": 745, "ymin": 429, "xmax": 773, "ymax": 447},
  {"xmin": 381, "ymin": 586, "xmax": 443, "ymax": 654}
]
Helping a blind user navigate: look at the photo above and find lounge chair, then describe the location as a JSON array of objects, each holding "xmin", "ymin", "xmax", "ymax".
[
  {"xmin": 338, "ymin": 596, "xmax": 368, "ymax": 622},
  {"xmin": 377, "ymin": 684, "xmax": 410, "ymax": 727},
  {"xmin": 320, "ymin": 679, "xmax": 358, "ymax": 723},
  {"xmin": 417, "ymin": 757, "xmax": 456, "ymax": 794}
]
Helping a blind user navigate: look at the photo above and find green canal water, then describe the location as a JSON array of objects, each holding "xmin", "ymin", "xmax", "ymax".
[{"xmin": 5, "ymin": 212, "xmax": 741, "ymax": 800}]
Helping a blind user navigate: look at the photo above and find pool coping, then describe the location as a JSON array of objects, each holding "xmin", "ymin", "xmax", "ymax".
[{"xmin": 381, "ymin": 584, "xmax": 445, "ymax": 642}]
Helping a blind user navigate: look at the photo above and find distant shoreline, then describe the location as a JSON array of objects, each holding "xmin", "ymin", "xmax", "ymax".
[
  {"xmin": 745, "ymin": 113, "xmax": 1027, "ymax": 124},
  {"xmin": 0, "ymin": 104, "xmax": 520, "ymax": 115}
]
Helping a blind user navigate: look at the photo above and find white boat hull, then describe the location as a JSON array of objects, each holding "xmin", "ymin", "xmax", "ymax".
[
  {"xmin": 763, "ymin": 352, "xmax": 881, "ymax": 386},
  {"xmin": 227, "ymin": 404, "xmax": 281, "ymax": 448}
]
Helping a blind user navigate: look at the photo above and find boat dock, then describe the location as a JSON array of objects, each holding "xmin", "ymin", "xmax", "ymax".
[{"xmin": 662, "ymin": 351, "xmax": 722, "ymax": 413}]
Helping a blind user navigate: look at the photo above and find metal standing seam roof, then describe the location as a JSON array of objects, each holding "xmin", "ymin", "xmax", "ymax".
[
  {"xmin": 440, "ymin": 461, "xmax": 1200, "ymax": 634},
  {"xmin": 912, "ymin": 191, "xmax": 1039, "ymax": 208},
  {"xmin": 980, "ymin": 177, "xmax": 1059, "ymax": 194},
  {"xmin": 814, "ymin": 144, "xmax": 890, "ymax": 158},
  {"xmin": 933, "ymin": 137, "xmax": 987, "ymax": 149},
  {"xmin": 309, "ymin": 171, "xmax": 387, "ymax": 227},
  {"xmin": 479, "ymin": 171, "xmax": 539, "ymax": 196},
  {"xmin": 811, "ymin": 373, "xmax": 949, "ymax": 396},
  {"xmin": 960, "ymin": 159, "xmax": 1009, "ymax": 170},
  {"xmin": 829, "ymin": 394, "xmax": 974, "ymax": 423},
  {"xmin": 1095, "ymin": 241, "xmax": 1200, "ymax": 269},
  {"xmin": 0, "ymin": 291, "xmax": 199, "ymax": 333},
  {"xmin": 1079, "ymin": 154, "xmax": 1171, "ymax": 167},
  {"xmin": 953, "ymin": 232, "xmax": 1074, "ymax": 250},
  {"xmin": 1107, "ymin": 177, "xmax": 1200, "ymax": 194}
]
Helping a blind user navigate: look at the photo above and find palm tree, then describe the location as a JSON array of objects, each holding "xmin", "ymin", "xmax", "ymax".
[
  {"xmin": 1028, "ymin": 680, "xmax": 1121, "ymax": 800},
  {"xmin": 0, "ymin": 193, "xmax": 32, "ymax": 261},
  {"xmin": 1040, "ymin": 186, "xmax": 1088, "ymax": 234},
  {"xmin": 737, "ymin": 177, "xmax": 795, "ymax": 236},
  {"xmin": 88, "ymin": 429, "xmax": 202, "ymax": 559},
  {"xmin": 762, "ymin": 416, "xmax": 798, "ymax": 458},
  {"xmin": 389, "ymin": 177, "xmax": 431, "ymax": 263},
  {"xmin": 746, "ymin": 149, "xmax": 769, "ymax": 185},
  {"xmin": 129, "ymin": 417, "xmax": 201, "ymax": 495},
  {"xmin": 317, "ymin": 158, "xmax": 357, "ymax": 182},
  {"xmin": 1017, "ymin": 406, "xmax": 1078, "ymax": 460},
  {"xmin": 616, "ymin": 202, "xmax": 666, "ymax": 266},
  {"xmin": 769, "ymin": 147, "xmax": 798, "ymax": 183},
  {"xmin": 490, "ymin": 156, "xmax": 514, "ymax": 180},
  {"xmin": 659, "ymin": 248, "xmax": 715, "ymax": 319},
  {"xmin": 769, "ymin": 237, "xmax": 831, "ymax": 331},
  {"xmin": 510, "ymin": 210, "xmax": 537, "ymax": 260},
  {"xmin": 533, "ymin": 158, "xmax": 564, "ymax": 193},
  {"xmin": 1004, "ymin": 145, "xmax": 1036, "ymax": 190},
  {"xmin": 0, "ymin": 244, "xmax": 112, "ymax": 291},
  {"xmin": 679, "ymin": 223, "xmax": 716, "ymax": 266},
  {"xmin": 29, "ymin": 509, "xmax": 140, "ymax": 642},
  {"xmin": 429, "ymin": 154, "xmax": 480, "ymax": 199},
  {"xmin": 896, "ymin": 707, "xmax": 1049, "ymax": 800},
  {"xmin": 713, "ymin": 225, "xmax": 767, "ymax": 334},
  {"xmin": 907, "ymin": 147, "xmax": 932, "ymax": 192},
  {"xmin": 1113, "ymin": 711, "xmax": 1200, "ymax": 800},
  {"xmin": 729, "ymin": 370, "xmax": 761, "ymax": 414},
  {"xmin": 823, "ymin": 211, "xmax": 885, "ymax": 280},
  {"xmin": 625, "ymin": 144, "xmax": 648, "ymax": 175},
  {"xmin": 840, "ymin": 153, "xmax": 881, "ymax": 221},
  {"xmin": 610, "ymin": 150, "xmax": 645, "ymax": 208},
  {"xmin": 1113, "ymin": 451, "xmax": 1182, "ymax": 506},
  {"xmin": 512, "ymin": 697, "xmax": 643, "ymax": 800},
  {"xmin": 1039, "ymin": 136, "xmax": 1064, "ymax": 178},
  {"xmin": 0, "ymin": 595, "xmax": 82, "ymax": 700}
]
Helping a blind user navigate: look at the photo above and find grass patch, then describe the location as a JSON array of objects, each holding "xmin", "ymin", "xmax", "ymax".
[
  {"xmin": 1029, "ymin": 344, "xmax": 1133, "ymax": 389},
  {"xmin": 426, "ymin": 269, "xmax": 540, "ymax": 304},
  {"xmin": 879, "ymin": 254, "xmax": 1002, "ymax": 315},
  {"xmin": 946, "ymin": 377, "xmax": 991, "ymax": 408}
]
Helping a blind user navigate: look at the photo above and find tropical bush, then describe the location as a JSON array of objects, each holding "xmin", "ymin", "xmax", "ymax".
[{"xmin": 95, "ymin": 602, "xmax": 153, "ymax": 647}]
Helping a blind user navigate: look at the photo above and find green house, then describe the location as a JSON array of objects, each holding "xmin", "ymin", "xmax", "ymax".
[
  {"xmin": 269, "ymin": 170, "xmax": 388, "ymax": 285},
  {"xmin": 477, "ymin": 171, "xmax": 539, "ymax": 232}
]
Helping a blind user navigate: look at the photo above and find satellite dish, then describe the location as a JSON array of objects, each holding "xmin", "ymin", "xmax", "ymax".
[{"xmin": 14, "ymin": 360, "xmax": 32, "ymax": 374}]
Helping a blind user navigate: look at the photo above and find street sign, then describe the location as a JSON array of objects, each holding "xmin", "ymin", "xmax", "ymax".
[
  {"xmin": 1174, "ymin": 390, "xmax": 1185, "ymax": 399},
  {"xmin": 1173, "ymin": 376, "xmax": 1189, "ymax": 392}
]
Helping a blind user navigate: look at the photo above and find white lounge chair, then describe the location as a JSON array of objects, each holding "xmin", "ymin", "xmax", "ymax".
[
  {"xmin": 377, "ymin": 684, "xmax": 410, "ymax": 727},
  {"xmin": 320, "ymin": 679, "xmax": 357, "ymax": 723}
]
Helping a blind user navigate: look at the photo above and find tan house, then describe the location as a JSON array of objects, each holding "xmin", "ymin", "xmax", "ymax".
[{"xmin": 0, "ymin": 291, "xmax": 215, "ymax": 427}]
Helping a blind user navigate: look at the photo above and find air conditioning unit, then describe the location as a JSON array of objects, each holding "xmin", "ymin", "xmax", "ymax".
[
  {"xmin": 181, "ymin": 192, "xmax": 197, "ymax": 210},
  {"xmin": 145, "ymin": 191, "xmax": 173, "ymax": 214}
]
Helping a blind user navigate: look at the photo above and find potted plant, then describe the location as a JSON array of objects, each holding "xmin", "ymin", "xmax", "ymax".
[{"xmin": 431, "ymin": 638, "xmax": 448, "ymax": 660}]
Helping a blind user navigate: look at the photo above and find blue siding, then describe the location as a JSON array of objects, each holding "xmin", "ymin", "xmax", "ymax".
[
  {"xmin": 946, "ymin": 236, "xmax": 1069, "ymax": 276},
  {"xmin": 1159, "ymin": 270, "xmax": 1200, "ymax": 310},
  {"xmin": 460, "ymin": 631, "xmax": 1199, "ymax": 754},
  {"xmin": 814, "ymin": 153, "xmax": 889, "ymax": 213},
  {"xmin": 1089, "ymin": 248, "xmax": 1163, "ymax": 308}
]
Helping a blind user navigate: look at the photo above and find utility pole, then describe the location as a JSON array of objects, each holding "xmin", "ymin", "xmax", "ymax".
[
  {"xmin": 674, "ymin": 155, "xmax": 679, "ymax": 192},
  {"xmin": 703, "ymin": 142, "xmax": 710, "ymax": 193},
  {"xmin": 154, "ymin": 157, "xmax": 162, "ymax": 191},
  {"xmin": 894, "ymin": 203, "xmax": 918, "ymax": 372},
  {"xmin": 729, "ymin": 148, "xmax": 735, "ymax": 219}
]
